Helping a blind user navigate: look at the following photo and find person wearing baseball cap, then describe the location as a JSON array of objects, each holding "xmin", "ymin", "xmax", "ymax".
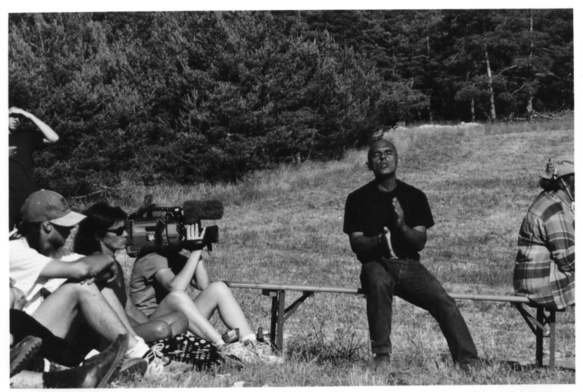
[
  {"xmin": 514, "ymin": 154, "xmax": 575, "ymax": 310},
  {"xmin": 20, "ymin": 189, "xmax": 86, "ymax": 227},
  {"xmin": 9, "ymin": 189, "xmax": 177, "ymax": 378}
]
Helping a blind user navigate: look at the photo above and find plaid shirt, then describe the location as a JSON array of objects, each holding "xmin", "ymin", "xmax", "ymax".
[{"xmin": 514, "ymin": 191, "xmax": 575, "ymax": 310}]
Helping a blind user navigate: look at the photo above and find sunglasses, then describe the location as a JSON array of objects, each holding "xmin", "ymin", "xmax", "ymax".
[{"xmin": 107, "ymin": 226, "xmax": 126, "ymax": 236}]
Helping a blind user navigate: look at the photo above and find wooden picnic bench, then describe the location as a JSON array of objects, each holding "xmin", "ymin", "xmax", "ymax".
[{"xmin": 224, "ymin": 281, "xmax": 559, "ymax": 370}]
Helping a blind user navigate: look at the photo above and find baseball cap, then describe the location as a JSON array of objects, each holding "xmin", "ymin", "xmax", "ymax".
[
  {"xmin": 541, "ymin": 154, "xmax": 574, "ymax": 180},
  {"xmin": 20, "ymin": 189, "xmax": 86, "ymax": 227}
]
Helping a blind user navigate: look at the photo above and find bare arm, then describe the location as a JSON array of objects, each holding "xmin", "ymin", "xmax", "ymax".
[
  {"xmin": 9, "ymin": 107, "xmax": 59, "ymax": 143},
  {"xmin": 153, "ymin": 249, "xmax": 204, "ymax": 292},
  {"xmin": 39, "ymin": 254, "xmax": 114, "ymax": 282}
]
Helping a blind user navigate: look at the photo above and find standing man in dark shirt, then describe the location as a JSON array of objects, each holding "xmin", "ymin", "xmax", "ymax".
[
  {"xmin": 9, "ymin": 107, "xmax": 59, "ymax": 230},
  {"xmin": 343, "ymin": 139, "xmax": 480, "ymax": 370}
]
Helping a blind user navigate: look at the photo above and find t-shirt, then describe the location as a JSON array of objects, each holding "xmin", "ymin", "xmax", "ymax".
[
  {"xmin": 343, "ymin": 179, "xmax": 434, "ymax": 262},
  {"xmin": 9, "ymin": 237, "xmax": 82, "ymax": 314},
  {"xmin": 129, "ymin": 252, "xmax": 189, "ymax": 316}
]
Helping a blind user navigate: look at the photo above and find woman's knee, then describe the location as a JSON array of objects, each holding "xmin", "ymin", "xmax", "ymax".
[
  {"xmin": 136, "ymin": 320, "xmax": 172, "ymax": 342},
  {"xmin": 205, "ymin": 281, "xmax": 231, "ymax": 296},
  {"xmin": 163, "ymin": 290, "xmax": 193, "ymax": 309},
  {"xmin": 148, "ymin": 320, "xmax": 173, "ymax": 340}
]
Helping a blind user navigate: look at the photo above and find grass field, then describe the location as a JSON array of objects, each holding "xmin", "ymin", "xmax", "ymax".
[{"xmin": 82, "ymin": 118, "xmax": 575, "ymax": 387}]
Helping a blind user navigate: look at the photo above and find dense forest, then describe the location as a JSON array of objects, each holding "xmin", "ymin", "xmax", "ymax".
[{"xmin": 8, "ymin": 10, "xmax": 573, "ymax": 196}]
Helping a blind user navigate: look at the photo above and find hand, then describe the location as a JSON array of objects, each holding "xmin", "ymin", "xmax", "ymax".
[
  {"xmin": 10, "ymin": 286, "xmax": 27, "ymax": 310},
  {"xmin": 9, "ymin": 146, "xmax": 17, "ymax": 157},
  {"xmin": 186, "ymin": 223, "xmax": 206, "ymax": 241},
  {"xmin": 392, "ymin": 198, "xmax": 406, "ymax": 231},
  {"xmin": 379, "ymin": 226, "xmax": 394, "ymax": 257},
  {"xmin": 103, "ymin": 261, "xmax": 121, "ymax": 284}
]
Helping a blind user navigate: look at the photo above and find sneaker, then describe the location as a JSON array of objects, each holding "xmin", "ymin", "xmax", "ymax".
[
  {"xmin": 244, "ymin": 340, "xmax": 284, "ymax": 364},
  {"xmin": 142, "ymin": 342, "xmax": 190, "ymax": 377},
  {"xmin": 10, "ymin": 336, "xmax": 42, "ymax": 377},
  {"xmin": 220, "ymin": 341, "xmax": 283, "ymax": 365}
]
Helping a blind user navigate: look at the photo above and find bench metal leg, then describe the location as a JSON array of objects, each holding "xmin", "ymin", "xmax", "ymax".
[
  {"xmin": 264, "ymin": 289, "xmax": 314, "ymax": 352},
  {"xmin": 536, "ymin": 307, "xmax": 544, "ymax": 367},
  {"xmin": 513, "ymin": 304, "xmax": 556, "ymax": 369},
  {"xmin": 269, "ymin": 291, "xmax": 279, "ymax": 350},
  {"xmin": 277, "ymin": 290, "xmax": 286, "ymax": 350},
  {"xmin": 548, "ymin": 310, "xmax": 556, "ymax": 371}
]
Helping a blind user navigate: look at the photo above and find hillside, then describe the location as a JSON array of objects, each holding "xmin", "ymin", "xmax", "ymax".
[{"xmin": 111, "ymin": 120, "xmax": 575, "ymax": 387}]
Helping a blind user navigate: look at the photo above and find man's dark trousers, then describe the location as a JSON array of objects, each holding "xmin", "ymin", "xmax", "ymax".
[{"xmin": 360, "ymin": 257, "xmax": 480, "ymax": 366}]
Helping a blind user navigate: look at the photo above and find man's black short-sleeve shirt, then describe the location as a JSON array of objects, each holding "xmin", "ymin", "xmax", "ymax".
[{"xmin": 343, "ymin": 179, "xmax": 434, "ymax": 262}]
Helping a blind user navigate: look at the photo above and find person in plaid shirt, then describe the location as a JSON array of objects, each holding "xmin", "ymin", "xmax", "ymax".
[{"xmin": 514, "ymin": 154, "xmax": 575, "ymax": 310}]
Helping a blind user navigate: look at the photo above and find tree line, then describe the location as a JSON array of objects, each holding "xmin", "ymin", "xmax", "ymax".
[{"xmin": 8, "ymin": 10, "xmax": 573, "ymax": 196}]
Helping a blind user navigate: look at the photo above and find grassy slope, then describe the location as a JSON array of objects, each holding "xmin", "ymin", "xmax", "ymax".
[{"xmin": 111, "ymin": 121, "xmax": 575, "ymax": 387}]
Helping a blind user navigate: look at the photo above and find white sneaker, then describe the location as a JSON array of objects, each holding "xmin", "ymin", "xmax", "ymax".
[
  {"xmin": 244, "ymin": 340, "xmax": 284, "ymax": 364},
  {"xmin": 220, "ymin": 341, "xmax": 283, "ymax": 365},
  {"xmin": 142, "ymin": 342, "xmax": 189, "ymax": 377}
]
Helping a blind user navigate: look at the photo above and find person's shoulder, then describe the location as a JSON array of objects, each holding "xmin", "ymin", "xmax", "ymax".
[
  {"xmin": 137, "ymin": 252, "xmax": 169, "ymax": 267},
  {"xmin": 347, "ymin": 180, "xmax": 376, "ymax": 199},
  {"xmin": 529, "ymin": 192, "xmax": 566, "ymax": 221},
  {"xmin": 396, "ymin": 179, "xmax": 426, "ymax": 197}
]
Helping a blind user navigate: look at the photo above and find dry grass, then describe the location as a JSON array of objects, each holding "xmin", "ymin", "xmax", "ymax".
[{"xmin": 73, "ymin": 118, "xmax": 575, "ymax": 387}]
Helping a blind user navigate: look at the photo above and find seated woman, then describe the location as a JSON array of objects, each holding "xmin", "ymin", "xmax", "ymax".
[
  {"xmin": 514, "ymin": 154, "xmax": 575, "ymax": 310},
  {"xmin": 79, "ymin": 201, "xmax": 279, "ymax": 363},
  {"xmin": 74, "ymin": 202, "xmax": 188, "ymax": 344}
]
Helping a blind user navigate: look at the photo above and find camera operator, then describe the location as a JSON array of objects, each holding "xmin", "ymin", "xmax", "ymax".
[{"xmin": 128, "ymin": 215, "xmax": 282, "ymax": 364}]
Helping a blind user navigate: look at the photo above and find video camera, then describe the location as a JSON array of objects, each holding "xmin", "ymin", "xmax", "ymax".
[{"xmin": 126, "ymin": 199, "xmax": 224, "ymax": 258}]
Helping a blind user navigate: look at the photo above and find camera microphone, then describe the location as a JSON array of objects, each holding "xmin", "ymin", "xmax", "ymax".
[{"xmin": 182, "ymin": 200, "xmax": 225, "ymax": 223}]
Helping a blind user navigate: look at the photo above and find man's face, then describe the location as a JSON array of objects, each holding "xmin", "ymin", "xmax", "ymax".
[
  {"xmin": 9, "ymin": 116, "xmax": 20, "ymax": 131},
  {"xmin": 47, "ymin": 223, "xmax": 73, "ymax": 250},
  {"xmin": 567, "ymin": 174, "xmax": 575, "ymax": 200},
  {"xmin": 367, "ymin": 140, "xmax": 398, "ymax": 178}
]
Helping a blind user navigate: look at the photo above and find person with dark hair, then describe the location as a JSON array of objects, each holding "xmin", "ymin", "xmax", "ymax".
[
  {"xmin": 514, "ymin": 155, "xmax": 575, "ymax": 310},
  {"xmin": 74, "ymin": 201, "xmax": 188, "ymax": 343},
  {"xmin": 8, "ymin": 107, "xmax": 59, "ymax": 231},
  {"xmin": 343, "ymin": 139, "xmax": 481, "ymax": 371},
  {"xmin": 9, "ymin": 189, "xmax": 184, "ymax": 377},
  {"xmin": 128, "ymin": 218, "xmax": 281, "ymax": 364}
]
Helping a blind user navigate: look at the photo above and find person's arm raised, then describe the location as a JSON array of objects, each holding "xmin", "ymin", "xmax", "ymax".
[
  {"xmin": 153, "ymin": 225, "xmax": 206, "ymax": 292},
  {"xmin": 9, "ymin": 107, "xmax": 59, "ymax": 143}
]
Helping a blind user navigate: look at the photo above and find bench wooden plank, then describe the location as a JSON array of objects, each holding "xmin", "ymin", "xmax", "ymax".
[{"xmin": 224, "ymin": 281, "xmax": 556, "ymax": 370}]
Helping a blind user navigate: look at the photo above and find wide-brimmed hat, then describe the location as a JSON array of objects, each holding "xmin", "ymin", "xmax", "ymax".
[
  {"xmin": 21, "ymin": 189, "xmax": 86, "ymax": 227},
  {"xmin": 541, "ymin": 154, "xmax": 574, "ymax": 180}
]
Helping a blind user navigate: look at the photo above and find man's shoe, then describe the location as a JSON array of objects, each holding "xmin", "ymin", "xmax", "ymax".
[
  {"xmin": 10, "ymin": 336, "xmax": 42, "ymax": 377},
  {"xmin": 459, "ymin": 357, "xmax": 484, "ymax": 373},
  {"xmin": 86, "ymin": 334, "xmax": 148, "ymax": 380},
  {"xmin": 372, "ymin": 354, "xmax": 391, "ymax": 371},
  {"xmin": 115, "ymin": 357, "xmax": 148, "ymax": 379},
  {"xmin": 43, "ymin": 334, "xmax": 128, "ymax": 388}
]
